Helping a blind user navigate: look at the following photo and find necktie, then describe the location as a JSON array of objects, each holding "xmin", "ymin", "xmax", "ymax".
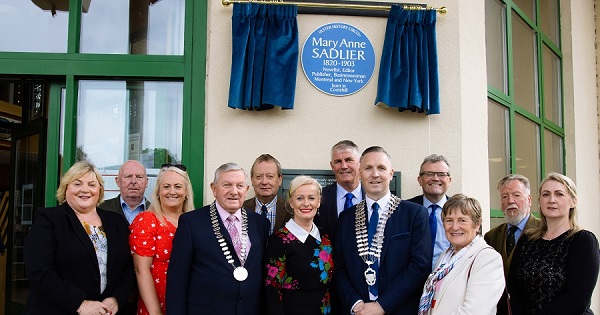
[
  {"xmin": 368, "ymin": 202, "xmax": 380, "ymax": 296},
  {"xmin": 226, "ymin": 215, "xmax": 242, "ymax": 259},
  {"xmin": 260, "ymin": 204, "xmax": 269, "ymax": 221},
  {"xmin": 429, "ymin": 204, "xmax": 438, "ymax": 250},
  {"xmin": 344, "ymin": 192, "xmax": 355, "ymax": 210},
  {"xmin": 506, "ymin": 225, "xmax": 518, "ymax": 254}
]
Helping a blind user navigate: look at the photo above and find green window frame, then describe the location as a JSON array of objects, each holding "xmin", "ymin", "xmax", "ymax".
[
  {"xmin": 0, "ymin": 0, "xmax": 208, "ymax": 207},
  {"xmin": 486, "ymin": 0, "xmax": 564, "ymax": 222}
]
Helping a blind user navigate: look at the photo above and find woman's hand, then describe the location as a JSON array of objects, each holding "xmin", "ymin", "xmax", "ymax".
[{"xmin": 76, "ymin": 300, "xmax": 111, "ymax": 315}]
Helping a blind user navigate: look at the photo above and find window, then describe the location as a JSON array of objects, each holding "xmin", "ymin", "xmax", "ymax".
[
  {"xmin": 486, "ymin": 0, "xmax": 564, "ymax": 222},
  {"xmin": 80, "ymin": 0, "xmax": 185, "ymax": 55},
  {"xmin": 0, "ymin": 1, "xmax": 68, "ymax": 53},
  {"xmin": 74, "ymin": 80, "xmax": 183, "ymax": 199}
]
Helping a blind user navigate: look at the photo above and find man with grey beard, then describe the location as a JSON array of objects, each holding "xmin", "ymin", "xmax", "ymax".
[{"xmin": 484, "ymin": 174, "xmax": 540, "ymax": 315}]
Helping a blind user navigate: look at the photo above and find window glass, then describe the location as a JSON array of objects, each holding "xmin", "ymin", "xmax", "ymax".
[
  {"xmin": 77, "ymin": 80, "xmax": 183, "ymax": 199},
  {"xmin": 488, "ymin": 99, "xmax": 510, "ymax": 212},
  {"xmin": 544, "ymin": 130, "xmax": 563, "ymax": 174},
  {"xmin": 512, "ymin": 12, "xmax": 538, "ymax": 115},
  {"xmin": 80, "ymin": 0, "xmax": 185, "ymax": 55},
  {"xmin": 542, "ymin": 45, "xmax": 562, "ymax": 126},
  {"xmin": 513, "ymin": 0, "xmax": 535, "ymax": 23},
  {"xmin": 485, "ymin": 0, "xmax": 507, "ymax": 93},
  {"xmin": 539, "ymin": 0, "xmax": 560, "ymax": 46},
  {"xmin": 0, "ymin": 1, "xmax": 68, "ymax": 53},
  {"xmin": 515, "ymin": 114, "xmax": 540, "ymax": 212}
]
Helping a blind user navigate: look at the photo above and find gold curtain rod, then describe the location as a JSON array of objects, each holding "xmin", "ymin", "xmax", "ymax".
[{"xmin": 222, "ymin": 0, "xmax": 448, "ymax": 14}]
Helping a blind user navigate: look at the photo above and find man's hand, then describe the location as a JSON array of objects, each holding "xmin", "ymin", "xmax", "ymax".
[
  {"xmin": 356, "ymin": 301, "xmax": 384, "ymax": 315},
  {"xmin": 102, "ymin": 297, "xmax": 119, "ymax": 314}
]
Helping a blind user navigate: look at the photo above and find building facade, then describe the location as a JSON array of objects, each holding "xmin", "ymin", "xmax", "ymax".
[{"xmin": 0, "ymin": 0, "xmax": 598, "ymax": 313}]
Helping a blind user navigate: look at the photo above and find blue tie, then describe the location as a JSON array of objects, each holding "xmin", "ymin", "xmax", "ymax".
[
  {"xmin": 429, "ymin": 204, "xmax": 438, "ymax": 251},
  {"xmin": 344, "ymin": 192, "xmax": 355, "ymax": 210},
  {"xmin": 368, "ymin": 202, "xmax": 380, "ymax": 296}
]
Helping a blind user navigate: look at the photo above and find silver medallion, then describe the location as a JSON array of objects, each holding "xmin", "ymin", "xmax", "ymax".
[
  {"xmin": 233, "ymin": 266, "xmax": 248, "ymax": 281},
  {"xmin": 364, "ymin": 267, "xmax": 376, "ymax": 285}
]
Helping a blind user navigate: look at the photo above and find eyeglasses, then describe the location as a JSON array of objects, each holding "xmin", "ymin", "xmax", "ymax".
[
  {"xmin": 419, "ymin": 171, "xmax": 450, "ymax": 179},
  {"xmin": 161, "ymin": 163, "xmax": 187, "ymax": 172}
]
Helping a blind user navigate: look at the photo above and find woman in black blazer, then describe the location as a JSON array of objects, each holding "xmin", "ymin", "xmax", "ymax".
[{"xmin": 24, "ymin": 161, "xmax": 135, "ymax": 315}]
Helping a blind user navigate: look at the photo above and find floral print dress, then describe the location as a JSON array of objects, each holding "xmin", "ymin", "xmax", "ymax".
[{"xmin": 265, "ymin": 221, "xmax": 334, "ymax": 315}]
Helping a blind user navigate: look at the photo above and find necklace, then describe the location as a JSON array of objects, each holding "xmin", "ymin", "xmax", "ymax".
[
  {"xmin": 354, "ymin": 195, "xmax": 401, "ymax": 286},
  {"xmin": 209, "ymin": 202, "xmax": 249, "ymax": 281}
]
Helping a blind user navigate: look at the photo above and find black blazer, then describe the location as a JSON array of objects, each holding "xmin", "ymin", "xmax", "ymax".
[
  {"xmin": 101, "ymin": 194, "xmax": 151, "ymax": 225},
  {"xmin": 23, "ymin": 203, "xmax": 135, "ymax": 315},
  {"xmin": 334, "ymin": 200, "xmax": 432, "ymax": 314},
  {"xmin": 166, "ymin": 204, "xmax": 270, "ymax": 315},
  {"xmin": 315, "ymin": 183, "xmax": 364, "ymax": 244}
]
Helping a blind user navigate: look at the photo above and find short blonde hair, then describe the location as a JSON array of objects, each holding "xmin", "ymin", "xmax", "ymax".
[
  {"xmin": 56, "ymin": 161, "xmax": 105, "ymax": 205},
  {"xmin": 150, "ymin": 167, "xmax": 195, "ymax": 225},
  {"xmin": 286, "ymin": 176, "xmax": 322, "ymax": 214}
]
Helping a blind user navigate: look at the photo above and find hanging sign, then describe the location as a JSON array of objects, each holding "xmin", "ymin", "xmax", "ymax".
[{"xmin": 301, "ymin": 22, "xmax": 375, "ymax": 96}]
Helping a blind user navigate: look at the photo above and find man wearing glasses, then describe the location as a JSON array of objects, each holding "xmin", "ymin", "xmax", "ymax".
[
  {"xmin": 102, "ymin": 160, "xmax": 150, "ymax": 225},
  {"xmin": 407, "ymin": 154, "xmax": 452, "ymax": 270}
]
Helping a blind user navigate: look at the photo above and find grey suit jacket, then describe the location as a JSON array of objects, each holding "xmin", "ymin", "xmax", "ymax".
[
  {"xmin": 243, "ymin": 197, "xmax": 291, "ymax": 234},
  {"xmin": 100, "ymin": 194, "xmax": 151, "ymax": 225},
  {"xmin": 484, "ymin": 214, "xmax": 541, "ymax": 275}
]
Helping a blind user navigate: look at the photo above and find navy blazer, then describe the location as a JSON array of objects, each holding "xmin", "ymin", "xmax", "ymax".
[
  {"xmin": 166, "ymin": 204, "xmax": 270, "ymax": 315},
  {"xmin": 315, "ymin": 183, "xmax": 364, "ymax": 244},
  {"xmin": 334, "ymin": 199, "xmax": 432, "ymax": 314},
  {"xmin": 23, "ymin": 204, "xmax": 135, "ymax": 315}
]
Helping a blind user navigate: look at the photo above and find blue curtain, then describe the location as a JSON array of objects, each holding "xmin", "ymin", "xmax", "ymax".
[
  {"xmin": 375, "ymin": 6, "xmax": 440, "ymax": 114},
  {"xmin": 228, "ymin": 3, "xmax": 298, "ymax": 111}
]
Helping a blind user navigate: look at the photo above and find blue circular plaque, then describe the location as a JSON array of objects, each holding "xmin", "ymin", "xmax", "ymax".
[{"xmin": 301, "ymin": 22, "xmax": 376, "ymax": 96}]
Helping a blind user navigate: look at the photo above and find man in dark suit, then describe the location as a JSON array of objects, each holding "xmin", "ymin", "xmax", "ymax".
[
  {"xmin": 243, "ymin": 154, "xmax": 291, "ymax": 234},
  {"xmin": 101, "ymin": 160, "xmax": 150, "ymax": 225},
  {"xmin": 315, "ymin": 140, "xmax": 363, "ymax": 244},
  {"xmin": 484, "ymin": 174, "xmax": 540, "ymax": 315},
  {"xmin": 99, "ymin": 160, "xmax": 149, "ymax": 315},
  {"xmin": 166, "ymin": 163, "xmax": 270, "ymax": 315},
  {"xmin": 334, "ymin": 146, "xmax": 431, "ymax": 315},
  {"xmin": 406, "ymin": 154, "xmax": 452, "ymax": 270}
]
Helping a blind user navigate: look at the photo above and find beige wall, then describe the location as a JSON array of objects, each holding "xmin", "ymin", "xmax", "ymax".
[
  {"xmin": 565, "ymin": 0, "xmax": 600, "ymax": 310},
  {"xmin": 207, "ymin": 0, "xmax": 600, "ymax": 310},
  {"xmin": 206, "ymin": 0, "xmax": 492, "ymax": 226}
]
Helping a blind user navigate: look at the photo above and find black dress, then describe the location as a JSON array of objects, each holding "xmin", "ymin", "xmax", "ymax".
[
  {"xmin": 264, "ymin": 225, "xmax": 334, "ymax": 315},
  {"xmin": 508, "ymin": 229, "xmax": 600, "ymax": 315}
]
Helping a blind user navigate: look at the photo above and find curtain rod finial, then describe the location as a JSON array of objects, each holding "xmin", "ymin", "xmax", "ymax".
[
  {"xmin": 223, "ymin": 0, "xmax": 232, "ymax": 6},
  {"xmin": 439, "ymin": 6, "xmax": 447, "ymax": 14}
]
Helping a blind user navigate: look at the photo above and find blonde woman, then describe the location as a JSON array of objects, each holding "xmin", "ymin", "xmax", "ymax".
[
  {"xmin": 264, "ymin": 175, "xmax": 334, "ymax": 315},
  {"xmin": 24, "ymin": 161, "xmax": 134, "ymax": 315},
  {"xmin": 129, "ymin": 166, "xmax": 195, "ymax": 315},
  {"xmin": 508, "ymin": 173, "xmax": 600, "ymax": 314}
]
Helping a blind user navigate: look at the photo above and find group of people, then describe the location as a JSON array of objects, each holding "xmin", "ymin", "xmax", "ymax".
[{"xmin": 22, "ymin": 140, "xmax": 599, "ymax": 315}]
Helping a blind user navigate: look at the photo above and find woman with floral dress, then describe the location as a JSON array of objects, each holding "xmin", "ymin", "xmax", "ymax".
[
  {"xmin": 265, "ymin": 175, "xmax": 334, "ymax": 315},
  {"xmin": 129, "ymin": 166, "xmax": 195, "ymax": 315}
]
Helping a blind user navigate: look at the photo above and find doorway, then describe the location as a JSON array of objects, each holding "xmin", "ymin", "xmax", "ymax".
[{"xmin": 0, "ymin": 79, "xmax": 50, "ymax": 315}]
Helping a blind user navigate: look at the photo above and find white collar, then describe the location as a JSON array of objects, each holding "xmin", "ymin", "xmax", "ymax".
[
  {"xmin": 365, "ymin": 191, "xmax": 391, "ymax": 211},
  {"xmin": 336, "ymin": 183, "xmax": 362, "ymax": 200},
  {"xmin": 285, "ymin": 219, "xmax": 321, "ymax": 243}
]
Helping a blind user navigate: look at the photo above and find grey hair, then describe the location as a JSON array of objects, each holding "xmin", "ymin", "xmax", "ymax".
[
  {"xmin": 331, "ymin": 140, "xmax": 360, "ymax": 161},
  {"xmin": 213, "ymin": 163, "xmax": 248, "ymax": 184}
]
